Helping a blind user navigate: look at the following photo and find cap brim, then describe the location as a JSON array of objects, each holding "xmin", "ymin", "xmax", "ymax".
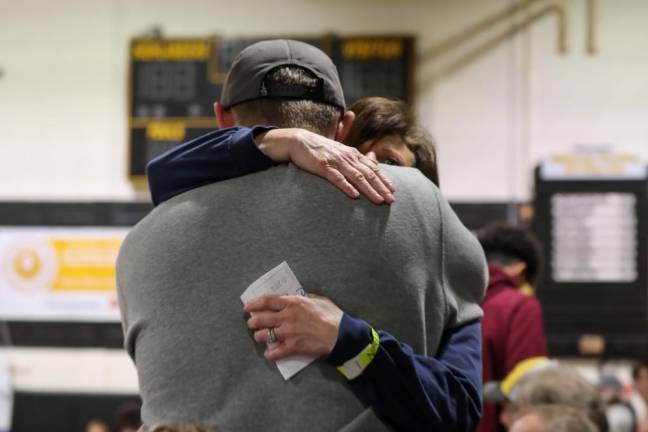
[{"xmin": 483, "ymin": 381, "xmax": 508, "ymax": 402}]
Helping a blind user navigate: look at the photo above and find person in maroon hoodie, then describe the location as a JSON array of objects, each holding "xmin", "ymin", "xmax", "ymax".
[{"xmin": 476, "ymin": 223, "xmax": 547, "ymax": 432}]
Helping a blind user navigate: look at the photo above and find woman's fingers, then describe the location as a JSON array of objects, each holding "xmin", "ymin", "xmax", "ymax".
[
  {"xmin": 289, "ymin": 131, "xmax": 395, "ymax": 204},
  {"xmin": 253, "ymin": 327, "xmax": 281, "ymax": 344},
  {"xmin": 363, "ymin": 157, "xmax": 396, "ymax": 193},
  {"xmin": 247, "ymin": 310, "xmax": 283, "ymax": 331},
  {"xmin": 264, "ymin": 342, "xmax": 294, "ymax": 362},
  {"xmin": 335, "ymin": 157, "xmax": 385, "ymax": 205},
  {"xmin": 356, "ymin": 156, "xmax": 395, "ymax": 202},
  {"xmin": 244, "ymin": 295, "xmax": 287, "ymax": 313},
  {"xmin": 245, "ymin": 294, "xmax": 343, "ymax": 361},
  {"xmin": 321, "ymin": 166, "xmax": 361, "ymax": 199}
]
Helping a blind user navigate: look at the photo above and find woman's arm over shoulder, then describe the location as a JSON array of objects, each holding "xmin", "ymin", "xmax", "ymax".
[
  {"xmin": 327, "ymin": 315, "xmax": 483, "ymax": 431},
  {"xmin": 147, "ymin": 126, "xmax": 275, "ymax": 205},
  {"xmin": 146, "ymin": 126, "xmax": 394, "ymax": 206}
]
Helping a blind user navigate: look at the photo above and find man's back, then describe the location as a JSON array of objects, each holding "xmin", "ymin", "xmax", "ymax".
[{"xmin": 117, "ymin": 164, "xmax": 485, "ymax": 431}]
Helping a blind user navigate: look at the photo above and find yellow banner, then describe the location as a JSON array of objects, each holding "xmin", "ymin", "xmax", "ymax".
[{"xmin": 7, "ymin": 236, "xmax": 122, "ymax": 293}]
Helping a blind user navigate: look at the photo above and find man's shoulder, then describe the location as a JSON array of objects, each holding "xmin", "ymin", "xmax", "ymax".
[
  {"xmin": 381, "ymin": 165, "xmax": 439, "ymax": 194},
  {"xmin": 163, "ymin": 163, "xmax": 442, "ymax": 214}
]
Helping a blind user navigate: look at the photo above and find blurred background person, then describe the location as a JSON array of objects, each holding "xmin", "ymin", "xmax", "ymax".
[
  {"xmin": 509, "ymin": 404, "xmax": 599, "ymax": 432},
  {"xmin": 477, "ymin": 223, "xmax": 547, "ymax": 432},
  {"xmin": 506, "ymin": 363, "xmax": 608, "ymax": 431},
  {"xmin": 111, "ymin": 402, "xmax": 141, "ymax": 432},
  {"xmin": 85, "ymin": 420, "xmax": 110, "ymax": 432},
  {"xmin": 598, "ymin": 374, "xmax": 637, "ymax": 432},
  {"xmin": 484, "ymin": 357, "xmax": 608, "ymax": 431},
  {"xmin": 148, "ymin": 424, "xmax": 221, "ymax": 432},
  {"xmin": 631, "ymin": 361, "xmax": 648, "ymax": 432}
]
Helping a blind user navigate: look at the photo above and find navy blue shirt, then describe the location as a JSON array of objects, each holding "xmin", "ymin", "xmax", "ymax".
[{"xmin": 147, "ymin": 127, "xmax": 483, "ymax": 431}]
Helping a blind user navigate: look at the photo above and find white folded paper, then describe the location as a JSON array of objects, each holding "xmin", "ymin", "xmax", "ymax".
[{"xmin": 241, "ymin": 261, "xmax": 314, "ymax": 380}]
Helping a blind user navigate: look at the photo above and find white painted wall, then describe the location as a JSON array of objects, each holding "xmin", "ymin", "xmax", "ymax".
[
  {"xmin": 0, "ymin": 0, "xmax": 646, "ymax": 203},
  {"xmin": 0, "ymin": 347, "xmax": 138, "ymax": 394}
]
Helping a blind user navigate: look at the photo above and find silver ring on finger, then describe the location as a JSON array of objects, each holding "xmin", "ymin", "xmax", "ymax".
[{"xmin": 267, "ymin": 327, "xmax": 278, "ymax": 344}]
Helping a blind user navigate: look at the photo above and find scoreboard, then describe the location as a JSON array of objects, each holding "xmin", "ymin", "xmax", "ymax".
[
  {"xmin": 533, "ymin": 154, "xmax": 648, "ymax": 357},
  {"xmin": 128, "ymin": 35, "xmax": 415, "ymax": 181},
  {"xmin": 129, "ymin": 39, "xmax": 219, "ymax": 179}
]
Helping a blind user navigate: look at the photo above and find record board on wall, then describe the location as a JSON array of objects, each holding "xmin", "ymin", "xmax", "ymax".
[{"xmin": 532, "ymin": 154, "xmax": 648, "ymax": 357}]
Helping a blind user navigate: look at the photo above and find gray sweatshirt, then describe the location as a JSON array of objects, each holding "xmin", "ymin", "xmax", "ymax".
[{"xmin": 117, "ymin": 164, "xmax": 486, "ymax": 431}]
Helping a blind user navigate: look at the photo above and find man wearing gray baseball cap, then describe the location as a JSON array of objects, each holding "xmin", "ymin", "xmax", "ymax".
[
  {"xmin": 118, "ymin": 39, "xmax": 486, "ymax": 432},
  {"xmin": 220, "ymin": 39, "xmax": 346, "ymax": 111}
]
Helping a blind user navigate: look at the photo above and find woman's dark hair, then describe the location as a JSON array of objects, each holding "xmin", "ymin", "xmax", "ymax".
[{"xmin": 346, "ymin": 97, "xmax": 439, "ymax": 187}]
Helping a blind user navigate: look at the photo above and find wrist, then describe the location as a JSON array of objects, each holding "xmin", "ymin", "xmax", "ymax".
[
  {"xmin": 256, "ymin": 128, "xmax": 302, "ymax": 162},
  {"xmin": 336, "ymin": 327, "xmax": 379, "ymax": 380},
  {"xmin": 326, "ymin": 314, "xmax": 374, "ymax": 366}
]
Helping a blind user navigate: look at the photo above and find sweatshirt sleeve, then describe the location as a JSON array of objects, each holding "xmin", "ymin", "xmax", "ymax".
[
  {"xmin": 146, "ymin": 126, "xmax": 275, "ymax": 206},
  {"xmin": 327, "ymin": 315, "xmax": 483, "ymax": 431},
  {"xmin": 504, "ymin": 296, "xmax": 548, "ymax": 372}
]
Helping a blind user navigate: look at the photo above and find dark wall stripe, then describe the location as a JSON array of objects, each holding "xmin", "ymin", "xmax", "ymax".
[
  {"xmin": 0, "ymin": 200, "xmax": 513, "ymax": 229},
  {"xmin": 11, "ymin": 392, "xmax": 140, "ymax": 432},
  {"xmin": 0, "ymin": 200, "xmax": 513, "ymax": 349},
  {"xmin": 0, "ymin": 202, "xmax": 153, "ymax": 226},
  {"xmin": 0, "ymin": 321, "xmax": 124, "ymax": 349}
]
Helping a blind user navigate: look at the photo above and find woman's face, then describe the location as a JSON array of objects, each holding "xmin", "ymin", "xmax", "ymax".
[{"xmin": 356, "ymin": 134, "xmax": 416, "ymax": 168}]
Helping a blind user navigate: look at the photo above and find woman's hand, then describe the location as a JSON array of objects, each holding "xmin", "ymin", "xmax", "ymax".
[
  {"xmin": 256, "ymin": 128, "xmax": 395, "ymax": 205},
  {"xmin": 244, "ymin": 294, "xmax": 344, "ymax": 362}
]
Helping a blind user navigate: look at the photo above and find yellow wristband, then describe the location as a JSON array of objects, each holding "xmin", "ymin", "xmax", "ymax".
[{"xmin": 336, "ymin": 328, "xmax": 380, "ymax": 380}]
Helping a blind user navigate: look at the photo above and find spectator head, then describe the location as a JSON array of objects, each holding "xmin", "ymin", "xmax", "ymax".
[
  {"xmin": 86, "ymin": 420, "xmax": 109, "ymax": 432},
  {"xmin": 112, "ymin": 401, "xmax": 142, "ymax": 432},
  {"xmin": 483, "ymin": 357, "xmax": 556, "ymax": 428},
  {"xmin": 148, "ymin": 424, "xmax": 220, "ymax": 432},
  {"xmin": 477, "ymin": 223, "xmax": 542, "ymax": 285},
  {"xmin": 598, "ymin": 375, "xmax": 624, "ymax": 404},
  {"xmin": 510, "ymin": 404, "xmax": 599, "ymax": 432},
  {"xmin": 484, "ymin": 358, "xmax": 607, "ymax": 431},
  {"xmin": 507, "ymin": 365, "xmax": 608, "ymax": 431},
  {"xmin": 632, "ymin": 360, "xmax": 648, "ymax": 401}
]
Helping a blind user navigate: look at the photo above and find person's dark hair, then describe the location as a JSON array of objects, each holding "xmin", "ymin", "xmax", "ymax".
[
  {"xmin": 477, "ymin": 223, "xmax": 542, "ymax": 285},
  {"xmin": 346, "ymin": 97, "xmax": 439, "ymax": 187},
  {"xmin": 231, "ymin": 66, "xmax": 340, "ymax": 137},
  {"xmin": 632, "ymin": 359, "xmax": 648, "ymax": 380},
  {"xmin": 148, "ymin": 424, "xmax": 220, "ymax": 432},
  {"xmin": 111, "ymin": 401, "xmax": 142, "ymax": 432},
  {"xmin": 514, "ymin": 404, "xmax": 599, "ymax": 432}
]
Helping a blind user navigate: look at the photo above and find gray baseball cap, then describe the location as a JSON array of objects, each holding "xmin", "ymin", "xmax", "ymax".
[{"xmin": 220, "ymin": 39, "xmax": 345, "ymax": 110}]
